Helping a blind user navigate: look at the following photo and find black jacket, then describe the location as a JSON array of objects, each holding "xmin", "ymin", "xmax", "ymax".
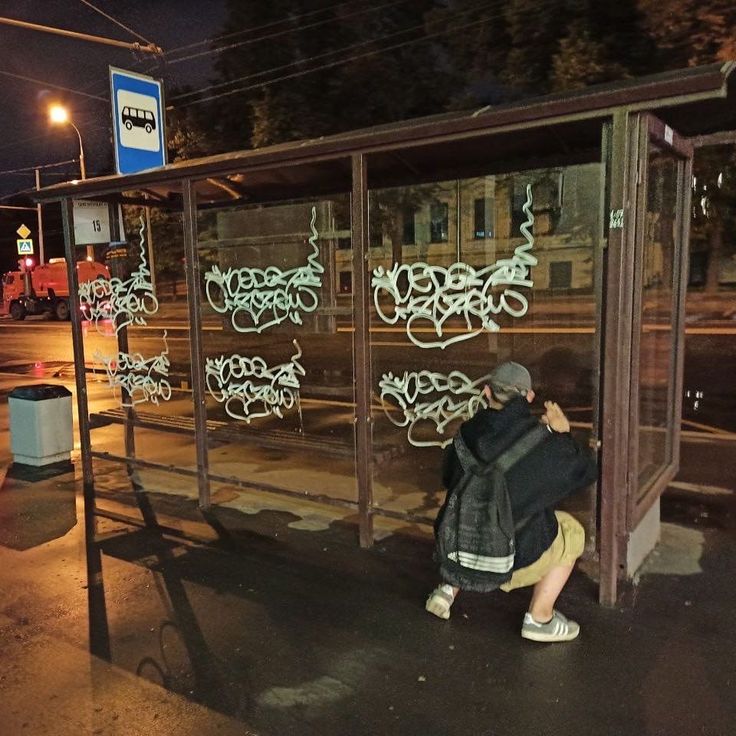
[{"xmin": 441, "ymin": 396, "xmax": 597, "ymax": 569}]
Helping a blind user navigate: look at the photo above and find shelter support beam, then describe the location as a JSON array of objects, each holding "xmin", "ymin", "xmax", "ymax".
[
  {"xmin": 352, "ymin": 154, "xmax": 374, "ymax": 547},
  {"xmin": 599, "ymin": 110, "xmax": 640, "ymax": 605},
  {"xmin": 182, "ymin": 179, "xmax": 211, "ymax": 508}
]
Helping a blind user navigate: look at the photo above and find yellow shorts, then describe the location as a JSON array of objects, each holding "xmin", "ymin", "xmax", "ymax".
[{"xmin": 500, "ymin": 511, "xmax": 585, "ymax": 592}]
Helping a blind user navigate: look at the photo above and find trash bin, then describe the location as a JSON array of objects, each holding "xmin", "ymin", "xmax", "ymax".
[{"xmin": 8, "ymin": 384, "xmax": 73, "ymax": 467}]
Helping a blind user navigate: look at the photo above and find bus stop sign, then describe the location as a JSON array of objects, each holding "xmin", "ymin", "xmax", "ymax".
[{"xmin": 110, "ymin": 67, "xmax": 167, "ymax": 175}]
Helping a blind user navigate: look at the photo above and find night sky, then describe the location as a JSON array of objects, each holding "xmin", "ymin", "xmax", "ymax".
[{"xmin": 0, "ymin": 0, "xmax": 226, "ymax": 269}]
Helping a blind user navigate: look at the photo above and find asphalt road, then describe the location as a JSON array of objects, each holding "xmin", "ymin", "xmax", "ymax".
[{"xmin": 1, "ymin": 315, "xmax": 734, "ymax": 433}]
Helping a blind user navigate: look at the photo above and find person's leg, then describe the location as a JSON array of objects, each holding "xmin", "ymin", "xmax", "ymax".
[
  {"xmin": 425, "ymin": 584, "xmax": 460, "ymax": 620},
  {"xmin": 520, "ymin": 513, "xmax": 585, "ymax": 642},
  {"xmin": 528, "ymin": 562, "xmax": 574, "ymax": 623}
]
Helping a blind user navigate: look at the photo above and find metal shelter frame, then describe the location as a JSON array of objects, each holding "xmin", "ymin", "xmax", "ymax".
[{"xmin": 39, "ymin": 62, "xmax": 736, "ymax": 605}]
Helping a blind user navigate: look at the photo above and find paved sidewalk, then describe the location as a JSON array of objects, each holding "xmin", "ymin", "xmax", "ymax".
[{"xmin": 0, "ymin": 462, "xmax": 734, "ymax": 736}]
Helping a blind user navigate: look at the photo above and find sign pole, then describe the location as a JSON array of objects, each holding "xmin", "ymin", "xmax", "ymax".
[{"xmin": 35, "ymin": 167, "xmax": 45, "ymax": 265}]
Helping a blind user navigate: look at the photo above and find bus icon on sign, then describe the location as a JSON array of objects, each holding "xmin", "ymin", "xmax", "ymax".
[
  {"xmin": 122, "ymin": 107, "xmax": 156, "ymax": 134},
  {"xmin": 116, "ymin": 89, "xmax": 161, "ymax": 153}
]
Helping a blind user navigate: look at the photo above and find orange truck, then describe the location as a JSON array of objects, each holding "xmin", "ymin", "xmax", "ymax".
[{"xmin": 1, "ymin": 258, "xmax": 110, "ymax": 321}]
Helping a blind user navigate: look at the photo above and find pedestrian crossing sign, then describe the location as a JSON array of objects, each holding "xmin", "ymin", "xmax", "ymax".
[{"xmin": 17, "ymin": 239, "xmax": 34, "ymax": 255}]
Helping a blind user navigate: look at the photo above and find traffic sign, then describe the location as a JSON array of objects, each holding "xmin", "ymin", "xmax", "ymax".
[
  {"xmin": 17, "ymin": 239, "xmax": 34, "ymax": 255},
  {"xmin": 110, "ymin": 66, "xmax": 167, "ymax": 175},
  {"xmin": 16, "ymin": 224, "xmax": 31, "ymax": 239}
]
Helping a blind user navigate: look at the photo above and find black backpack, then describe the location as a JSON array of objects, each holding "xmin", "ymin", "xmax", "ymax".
[{"xmin": 435, "ymin": 424, "xmax": 548, "ymax": 593}]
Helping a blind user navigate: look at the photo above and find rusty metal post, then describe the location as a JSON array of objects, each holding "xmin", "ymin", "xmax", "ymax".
[
  {"xmin": 598, "ymin": 110, "xmax": 640, "ymax": 605},
  {"xmin": 62, "ymin": 197, "xmax": 111, "ymax": 658},
  {"xmin": 182, "ymin": 179, "xmax": 211, "ymax": 508},
  {"xmin": 61, "ymin": 198, "xmax": 95, "ymax": 497},
  {"xmin": 352, "ymin": 154, "xmax": 374, "ymax": 547}
]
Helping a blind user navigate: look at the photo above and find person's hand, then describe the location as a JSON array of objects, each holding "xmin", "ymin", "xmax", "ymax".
[{"xmin": 542, "ymin": 401, "xmax": 570, "ymax": 433}]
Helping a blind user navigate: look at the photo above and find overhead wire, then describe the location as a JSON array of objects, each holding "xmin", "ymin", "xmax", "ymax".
[
  {"xmin": 164, "ymin": 0, "xmax": 362, "ymax": 56},
  {"xmin": 165, "ymin": 0, "xmax": 412, "ymax": 65},
  {"xmin": 0, "ymin": 159, "xmax": 79, "ymax": 176},
  {"xmin": 172, "ymin": 10, "xmax": 501, "ymax": 108},
  {"xmin": 76, "ymin": 0, "xmax": 158, "ymax": 46},
  {"xmin": 170, "ymin": 8, "xmax": 454, "ymax": 102},
  {"xmin": 0, "ymin": 69, "xmax": 107, "ymax": 101}
]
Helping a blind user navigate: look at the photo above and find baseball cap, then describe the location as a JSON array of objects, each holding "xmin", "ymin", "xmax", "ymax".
[{"xmin": 489, "ymin": 361, "xmax": 532, "ymax": 394}]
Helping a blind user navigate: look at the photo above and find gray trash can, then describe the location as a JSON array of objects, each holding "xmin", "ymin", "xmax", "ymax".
[{"xmin": 8, "ymin": 384, "xmax": 73, "ymax": 467}]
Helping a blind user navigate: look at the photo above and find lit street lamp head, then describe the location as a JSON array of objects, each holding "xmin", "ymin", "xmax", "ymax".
[{"xmin": 49, "ymin": 104, "xmax": 69, "ymax": 125}]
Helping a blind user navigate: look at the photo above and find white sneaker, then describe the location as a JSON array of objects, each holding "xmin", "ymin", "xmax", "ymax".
[
  {"xmin": 425, "ymin": 586, "xmax": 455, "ymax": 620},
  {"xmin": 521, "ymin": 610, "xmax": 580, "ymax": 642}
]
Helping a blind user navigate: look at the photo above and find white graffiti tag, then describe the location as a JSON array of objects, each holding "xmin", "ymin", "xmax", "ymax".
[
  {"xmin": 204, "ymin": 207, "xmax": 324, "ymax": 333},
  {"xmin": 95, "ymin": 333, "xmax": 171, "ymax": 407},
  {"xmin": 379, "ymin": 370, "xmax": 490, "ymax": 448},
  {"xmin": 372, "ymin": 185, "xmax": 537, "ymax": 349},
  {"xmin": 204, "ymin": 340, "xmax": 305, "ymax": 423},
  {"xmin": 79, "ymin": 216, "xmax": 159, "ymax": 334}
]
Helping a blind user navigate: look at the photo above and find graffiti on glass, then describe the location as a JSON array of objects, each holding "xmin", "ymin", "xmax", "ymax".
[
  {"xmin": 379, "ymin": 369, "xmax": 490, "ymax": 448},
  {"xmin": 205, "ymin": 340, "xmax": 305, "ymax": 423},
  {"xmin": 204, "ymin": 207, "xmax": 324, "ymax": 333},
  {"xmin": 95, "ymin": 332, "xmax": 171, "ymax": 407},
  {"xmin": 79, "ymin": 215, "xmax": 159, "ymax": 334},
  {"xmin": 371, "ymin": 185, "xmax": 536, "ymax": 349}
]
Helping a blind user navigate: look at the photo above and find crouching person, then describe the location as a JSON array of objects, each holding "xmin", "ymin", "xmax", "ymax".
[{"xmin": 426, "ymin": 361, "xmax": 597, "ymax": 643}]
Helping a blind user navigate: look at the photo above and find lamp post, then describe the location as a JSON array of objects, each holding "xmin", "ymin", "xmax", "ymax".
[
  {"xmin": 49, "ymin": 105, "xmax": 86, "ymax": 180},
  {"xmin": 49, "ymin": 104, "xmax": 93, "ymax": 259}
]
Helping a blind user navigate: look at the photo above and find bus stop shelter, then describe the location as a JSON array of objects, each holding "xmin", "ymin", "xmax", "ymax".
[{"xmin": 37, "ymin": 62, "xmax": 736, "ymax": 605}]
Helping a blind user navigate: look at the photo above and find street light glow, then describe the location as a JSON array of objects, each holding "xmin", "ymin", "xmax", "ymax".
[{"xmin": 49, "ymin": 104, "xmax": 69, "ymax": 124}]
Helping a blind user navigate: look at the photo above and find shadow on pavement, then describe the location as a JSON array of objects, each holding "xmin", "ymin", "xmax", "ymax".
[
  {"xmin": 77, "ymin": 482, "xmax": 736, "ymax": 736},
  {"xmin": 0, "ymin": 470, "xmax": 77, "ymax": 550}
]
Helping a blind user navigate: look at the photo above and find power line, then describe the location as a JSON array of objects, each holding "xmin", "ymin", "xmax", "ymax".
[
  {"xmin": 77, "ymin": 0, "xmax": 158, "ymax": 46},
  {"xmin": 173, "ymin": 12, "xmax": 499, "ymax": 109},
  {"xmin": 164, "ymin": 0, "xmax": 360, "ymax": 57},
  {"xmin": 166, "ymin": 0, "xmax": 411, "ymax": 65},
  {"xmin": 0, "ymin": 159, "xmax": 79, "ymax": 176},
  {"xmin": 171, "ymin": 13, "xmax": 434, "ymax": 101},
  {"xmin": 0, "ymin": 69, "xmax": 107, "ymax": 101},
  {"xmin": 172, "ymin": 0, "xmax": 495, "ymax": 102}
]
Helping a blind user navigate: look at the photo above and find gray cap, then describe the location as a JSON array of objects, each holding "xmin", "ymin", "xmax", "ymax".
[{"xmin": 489, "ymin": 361, "xmax": 532, "ymax": 393}]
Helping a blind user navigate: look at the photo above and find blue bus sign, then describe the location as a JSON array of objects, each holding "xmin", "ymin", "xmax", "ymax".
[{"xmin": 110, "ymin": 67, "xmax": 167, "ymax": 175}]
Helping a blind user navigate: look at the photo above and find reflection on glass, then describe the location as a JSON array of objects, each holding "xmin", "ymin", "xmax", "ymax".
[
  {"xmin": 196, "ymin": 194, "xmax": 358, "ymax": 505},
  {"xmin": 84, "ymin": 197, "xmax": 199, "ymax": 498},
  {"xmin": 367, "ymin": 166, "xmax": 603, "ymax": 520},
  {"xmin": 637, "ymin": 149, "xmax": 679, "ymax": 492}
]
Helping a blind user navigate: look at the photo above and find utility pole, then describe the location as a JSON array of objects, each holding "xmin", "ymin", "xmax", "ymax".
[{"xmin": 35, "ymin": 167, "xmax": 45, "ymax": 265}]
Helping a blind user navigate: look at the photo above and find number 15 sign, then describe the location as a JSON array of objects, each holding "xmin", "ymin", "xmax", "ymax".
[{"xmin": 73, "ymin": 199, "xmax": 113, "ymax": 244}]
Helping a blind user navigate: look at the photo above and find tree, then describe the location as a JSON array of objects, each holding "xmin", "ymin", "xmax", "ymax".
[
  {"xmin": 637, "ymin": 0, "xmax": 736, "ymax": 68},
  {"xmin": 210, "ymin": 0, "xmax": 449, "ymax": 150}
]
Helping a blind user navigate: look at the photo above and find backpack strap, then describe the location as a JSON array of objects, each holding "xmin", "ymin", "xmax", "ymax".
[
  {"xmin": 495, "ymin": 423, "xmax": 549, "ymax": 474},
  {"xmin": 454, "ymin": 423, "xmax": 548, "ymax": 477},
  {"xmin": 453, "ymin": 433, "xmax": 483, "ymax": 474}
]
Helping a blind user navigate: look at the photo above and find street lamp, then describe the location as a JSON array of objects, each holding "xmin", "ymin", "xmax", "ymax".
[
  {"xmin": 49, "ymin": 103, "xmax": 94, "ymax": 259},
  {"xmin": 49, "ymin": 104, "xmax": 86, "ymax": 180}
]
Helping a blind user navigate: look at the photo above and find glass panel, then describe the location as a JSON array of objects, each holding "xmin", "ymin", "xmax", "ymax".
[
  {"xmin": 195, "ymin": 192, "xmax": 357, "ymax": 507},
  {"xmin": 637, "ymin": 147, "xmax": 680, "ymax": 492},
  {"xmin": 368, "ymin": 165, "xmax": 603, "ymax": 526},
  {"xmin": 79, "ymin": 195, "xmax": 199, "ymax": 501}
]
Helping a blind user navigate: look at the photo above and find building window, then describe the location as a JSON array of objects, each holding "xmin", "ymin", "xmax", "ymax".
[
  {"xmin": 429, "ymin": 201, "xmax": 448, "ymax": 243},
  {"xmin": 549, "ymin": 261, "xmax": 572, "ymax": 289},
  {"xmin": 339, "ymin": 271, "xmax": 353, "ymax": 294},
  {"xmin": 474, "ymin": 197, "xmax": 494, "ymax": 239},
  {"xmin": 688, "ymin": 251, "xmax": 707, "ymax": 287},
  {"xmin": 402, "ymin": 208, "xmax": 416, "ymax": 245}
]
